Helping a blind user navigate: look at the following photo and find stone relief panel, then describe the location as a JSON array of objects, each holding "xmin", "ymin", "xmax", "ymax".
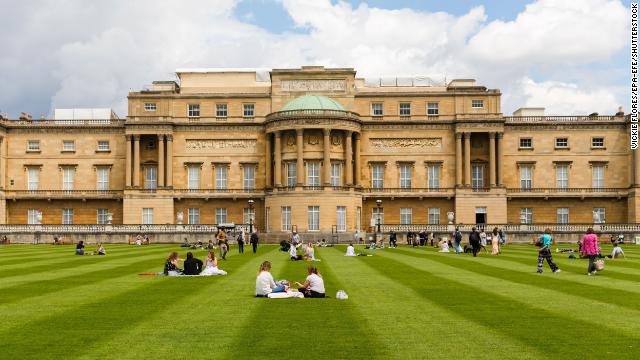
[
  {"xmin": 281, "ymin": 79, "xmax": 346, "ymax": 92},
  {"xmin": 369, "ymin": 138, "xmax": 442, "ymax": 152},
  {"xmin": 185, "ymin": 139, "xmax": 257, "ymax": 152}
]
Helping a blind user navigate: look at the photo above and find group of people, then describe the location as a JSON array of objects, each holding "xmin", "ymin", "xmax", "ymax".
[
  {"xmin": 255, "ymin": 261, "xmax": 326, "ymax": 298},
  {"xmin": 75, "ymin": 241, "xmax": 106, "ymax": 256},
  {"xmin": 132, "ymin": 234, "xmax": 150, "ymax": 246},
  {"xmin": 448, "ymin": 227, "xmax": 503, "ymax": 256},
  {"xmin": 163, "ymin": 250, "xmax": 227, "ymax": 276}
]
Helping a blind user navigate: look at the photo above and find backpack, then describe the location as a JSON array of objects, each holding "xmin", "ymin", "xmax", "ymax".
[{"xmin": 454, "ymin": 231, "xmax": 462, "ymax": 242}]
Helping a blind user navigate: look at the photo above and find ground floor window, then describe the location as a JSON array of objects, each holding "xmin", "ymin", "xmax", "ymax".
[
  {"xmin": 557, "ymin": 208, "xmax": 569, "ymax": 224},
  {"xmin": 216, "ymin": 208, "xmax": 227, "ymax": 224},
  {"xmin": 142, "ymin": 208, "xmax": 153, "ymax": 224},
  {"xmin": 336, "ymin": 206, "xmax": 346, "ymax": 232},
  {"xmin": 428, "ymin": 208, "xmax": 440, "ymax": 224},
  {"xmin": 62, "ymin": 208, "xmax": 74, "ymax": 225},
  {"xmin": 593, "ymin": 208, "xmax": 606, "ymax": 224},
  {"xmin": 244, "ymin": 208, "xmax": 255, "ymax": 225},
  {"xmin": 281, "ymin": 206, "xmax": 291, "ymax": 231},
  {"xmin": 400, "ymin": 208, "xmax": 412, "ymax": 224},
  {"xmin": 520, "ymin": 208, "xmax": 532, "ymax": 224},
  {"xmin": 28, "ymin": 209, "xmax": 40, "ymax": 224},
  {"xmin": 188, "ymin": 208, "xmax": 200, "ymax": 224},
  {"xmin": 97, "ymin": 208, "xmax": 110, "ymax": 224},
  {"xmin": 308, "ymin": 206, "xmax": 320, "ymax": 231}
]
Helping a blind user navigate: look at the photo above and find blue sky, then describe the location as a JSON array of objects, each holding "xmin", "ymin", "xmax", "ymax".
[{"xmin": 0, "ymin": 0, "xmax": 629, "ymax": 116}]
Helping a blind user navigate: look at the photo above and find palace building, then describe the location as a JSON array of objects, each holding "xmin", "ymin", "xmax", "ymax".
[{"xmin": 0, "ymin": 66, "xmax": 636, "ymax": 236}]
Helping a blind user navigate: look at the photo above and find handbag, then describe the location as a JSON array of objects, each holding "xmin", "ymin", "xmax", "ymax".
[{"xmin": 595, "ymin": 259, "xmax": 605, "ymax": 271}]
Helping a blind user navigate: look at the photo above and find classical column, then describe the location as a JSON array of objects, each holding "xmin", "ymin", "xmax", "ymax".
[
  {"xmin": 634, "ymin": 149, "xmax": 640, "ymax": 186},
  {"xmin": 296, "ymin": 128, "xmax": 304, "ymax": 186},
  {"xmin": 166, "ymin": 135, "xmax": 173, "ymax": 187},
  {"xmin": 496, "ymin": 133, "xmax": 504, "ymax": 186},
  {"xmin": 265, "ymin": 133, "xmax": 272, "ymax": 188},
  {"xmin": 455, "ymin": 133, "xmax": 462, "ymax": 187},
  {"xmin": 133, "ymin": 135, "xmax": 141, "ymax": 187},
  {"xmin": 0, "ymin": 137, "xmax": 5, "ymax": 189},
  {"xmin": 125, "ymin": 135, "xmax": 132, "ymax": 187},
  {"xmin": 274, "ymin": 131, "xmax": 282, "ymax": 186},
  {"xmin": 345, "ymin": 131, "xmax": 353, "ymax": 186},
  {"xmin": 489, "ymin": 132, "xmax": 496, "ymax": 187},
  {"xmin": 354, "ymin": 133, "xmax": 361, "ymax": 187},
  {"xmin": 464, "ymin": 132, "xmax": 471, "ymax": 187},
  {"xmin": 158, "ymin": 135, "xmax": 165, "ymax": 187},
  {"xmin": 323, "ymin": 128, "xmax": 331, "ymax": 186}
]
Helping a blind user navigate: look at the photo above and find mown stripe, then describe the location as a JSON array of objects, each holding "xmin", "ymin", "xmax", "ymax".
[{"xmin": 358, "ymin": 250, "xmax": 638, "ymax": 358}]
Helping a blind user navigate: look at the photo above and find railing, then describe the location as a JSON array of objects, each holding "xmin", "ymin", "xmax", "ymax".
[
  {"xmin": 505, "ymin": 115, "xmax": 620, "ymax": 123},
  {"xmin": 1, "ymin": 119, "xmax": 125, "ymax": 126},
  {"xmin": 379, "ymin": 223, "xmax": 640, "ymax": 233},
  {"xmin": 302, "ymin": 186, "xmax": 323, "ymax": 191},
  {"xmin": 173, "ymin": 188, "xmax": 264, "ymax": 195},
  {"xmin": 0, "ymin": 224, "xmax": 254, "ymax": 234},
  {"xmin": 506, "ymin": 187, "xmax": 628, "ymax": 194},
  {"xmin": 266, "ymin": 109, "xmax": 360, "ymax": 122},
  {"xmin": 362, "ymin": 187, "xmax": 455, "ymax": 193},
  {"xmin": 4, "ymin": 190, "xmax": 123, "ymax": 198}
]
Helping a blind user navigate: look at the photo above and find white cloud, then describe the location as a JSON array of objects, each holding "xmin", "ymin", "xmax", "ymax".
[{"xmin": 0, "ymin": 0, "xmax": 628, "ymax": 117}]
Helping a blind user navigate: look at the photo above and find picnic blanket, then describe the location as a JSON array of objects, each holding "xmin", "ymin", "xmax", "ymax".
[{"xmin": 267, "ymin": 291, "xmax": 304, "ymax": 299}]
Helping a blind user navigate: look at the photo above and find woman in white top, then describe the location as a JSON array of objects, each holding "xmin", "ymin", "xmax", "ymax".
[
  {"xmin": 200, "ymin": 251, "xmax": 227, "ymax": 276},
  {"xmin": 295, "ymin": 265, "xmax": 326, "ymax": 298},
  {"xmin": 305, "ymin": 243, "xmax": 316, "ymax": 261},
  {"xmin": 345, "ymin": 244, "xmax": 356, "ymax": 256},
  {"xmin": 255, "ymin": 261, "xmax": 285, "ymax": 297},
  {"xmin": 290, "ymin": 243, "xmax": 302, "ymax": 260},
  {"xmin": 438, "ymin": 238, "xmax": 450, "ymax": 252}
]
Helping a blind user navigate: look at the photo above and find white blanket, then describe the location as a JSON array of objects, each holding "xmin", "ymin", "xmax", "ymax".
[{"xmin": 267, "ymin": 291, "xmax": 304, "ymax": 299}]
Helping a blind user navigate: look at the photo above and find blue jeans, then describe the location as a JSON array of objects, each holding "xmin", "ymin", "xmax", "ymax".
[{"xmin": 272, "ymin": 285, "xmax": 286, "ymax": 293}]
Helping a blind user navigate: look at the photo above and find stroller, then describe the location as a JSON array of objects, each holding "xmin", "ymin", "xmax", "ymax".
[{"xmin": 280, "ymin": 240, "xmax": 291, "ymax": 252}]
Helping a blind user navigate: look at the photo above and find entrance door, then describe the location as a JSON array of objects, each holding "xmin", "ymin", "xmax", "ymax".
[{"xmin": 475, "ymin": 207, "xmax": 487, "ymax": 225}]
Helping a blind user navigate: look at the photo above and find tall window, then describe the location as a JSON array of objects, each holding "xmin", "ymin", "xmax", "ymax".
[
  {"xmin": 287, "ymin": 163, "xmax": 297, "ymax": 187},
  {"xmin": 187, "ymin": 104, "xmax": 200, "ymax": 117},
  {"xmin": 142, "ymin": 208, "xmax": 154, "ymax": 224},
  {"xmin": 399, "ymin": 102, "xmax": 411, "ymax": 116},
  {"xmin": 97, "ymin": 209, "xmax": 110, "ymax": 224},
  {"xmin": 62, "ymin": 167, "xmax": 75, "ymax": 191},
  {"xmin": 472, "ymin": 164, "xmax": 484, "ymax": 189},
  {"xmin": 428, "ymin": 208, "xmax": 440, "ymax": 224},
  {"xmin": 145, "ymin": 166, "xmax": 157, "ymax": 190},
  {"xmin": 372, "ymin": 207, "xmax": 384, "ymax": 225},
  {"xmin": 215, "ymin": 208, "xmax": 227, "ymax": 224},
  {"xmin": 592, "ymin": 165, "xmax": 604, "ymax": 189},
  {"xmin": 428, "ymin": 165, "xmax": 440, "ymax": 189},
  {"xmin": 97, "ymin": 167, "xmax": 109, "ymax": 191},
  {"xmin": 356, "ymin": 207, "xmax": 361, "ymax": 230},
  {"xmin": 27, "ymin": 167, "xmax": 40, "ymax": 191},
  {"xmin": 371, "ymin": 103, "xmax": 383, "ymax": 116},
  {"xmin": 556, "ymin": 165, "xmax": 569, "ymax": 189},
  {"xmin": 216, "ymin": 103, "xmax": 227, "ymax": 118},
  {"xmin": 520, "ymin": 165, "xmax": 532, "ymax": 190},
  {"xmin": 243, "ymin": 166, "xmax": 255, "ymax": 191},
  {"xmin": 399, "ymin": 164, "xmax": 412, "ymax": 189},
  {"xmin": 400, "ymin": 208, "xmax": 412, "ymax": 225},
  {"xmin": 557, "ymin": 208, "xmax": 569, "ymax": 224},
  {"xmin": 265, "ymin": 207, "xmax": 270, "ymax": 232},
  {"xmin": 308, "ymin": 206, "xmax": 320, "ymax": 231},
  {"xmin": 243, "ymin": 208, "xmax": 255, "ymax": 225},
  {"xmin": 427, "ymin": 102, "xmax": 439, "ymax": 115},
  {"xmin": 62, "ymin": 208, "xmax": 74, "ymax": 225},
  {"xmin": 243, "ymin": 103, "xmax": 255, "ymax": 118},
  {"xmin": 188, "ymin": 208, "xmax": 200, "ymax": 224},
  {"xmin": 372, "ymin": 164, "xmax": 384, "ymax": 189},
  {"xmin": 188, "ymin": 165, "xmax": 200, "ymax": 190},
  {"xmin": 215, "ymin": 166, "xmax": 228, "ymax": 190},
  {"xmin": 520, "ymin": 208, "xmax": 532, "ymax": 224},
  {"xmin": 307, "ymin": 162, "xmax": 320, "ymax": 187},
  {"xmin": 331, "ymin": 163, "xmax": 341, "ymax": 187},
  {"xmin": 593, "ymin": 208, "xmax": 606, "ymax": 224},
  {"xmin": 28, "ymin": 209, "xmax": 40, "ymax": 224},
  {"xmin": 281, "ymin": 206, "xmax": 291, "ymax": 231},
  {"xmin": 336, "ymin": 206, "xmax": 346, "ymax": 232}
]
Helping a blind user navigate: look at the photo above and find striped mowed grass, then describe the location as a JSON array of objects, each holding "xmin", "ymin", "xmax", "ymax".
[{"xmin": 0, "ymin": 243, "xmax": 639, "ymax": 360}]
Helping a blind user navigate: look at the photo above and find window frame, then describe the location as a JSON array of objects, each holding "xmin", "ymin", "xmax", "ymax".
[
  {"xmin": 330, "ymin": 162, "xmax": 341, "ymax": 187},
  {"xmin": 187, "ymin": 104, "xmax": 200, "ymax": 118},
  {"xmin": 427, "ymin": 165, "xmax": 440, "ymax": 189},
  {"xmin": 472, "ymin": 164, "xmax": 484, "ymax": 189},
  {"xmin": 97, "ymin": 208, "xmax": 110, "ymax": 224},
  {"xmin": 400, "ymin": 208, "xmax": 412, "ymax": 225},
  {"xmin": 371, "ymin": 164, "xmax": 384, "ymax": 189},
  {"xmin": 27, "ymin": 140, "xmax": 40, "ymax": 152},
  {"xmin": 142, "ymin": 208, "xmax": 154, "ymax": 224},
  {"xmin": 188, "ymin": 208, "xmax": 200, "ymax": 225},
  {"xmin": 427, "ymin": 102, "xmax": 439, "ymax": 115},
  {"xmin": 471, "ymin": 99, "xmax": 484, "ymax": 109},
  {"xmin": 555, "ymin": 137, "xmax": 569, "ymax": 149},
  {"xmin": 308, "ymin": 206, "xmax": 320, "ymax": 231},
  {"xmin": 428, "ymin": 208, "xmax": 440, "ymax": 224},
  {"xmin": 145, "ymin": 166, "xmax": 157, "ymax": 190},
  {"xmin": 243, "ymin": 165, "xmax": 256, "ymax": 191},
  {"xmin": 97, "ymin": 140, "xmax": 110, "ymax": 152},
  {"xmin": 62, "ymin": 208, "xmax": 74, "ymax": 225},
  {"xmin": 97, "ymin": 166, "xmax": 109, "ymax": 191},
  {"xmin": 62, "ymin": 140, "xmax": 75, "ymax": 152},
  {"xmin": 399, "ymin": 164, "xmax": 412, "ymax": 189},
  {"xmin": 591, "ymin": 137, "xmax": 605, "ymax": 149},
  {"xmin": 216, "ymin": 103, "xmax": 228, "ymax": 118},
  {"xmin": 336, "ymin": 206, "xmax": 346, "ymax": 232},
  {"xmin": 306, "ymin": 161, "xmax": 320, "ymax": 187},
  {"xmin": 215, "ymin": 166, "xmax": 228, "ymax": 191},
  {"xmin": 281, "ymin": 206, "xmax": 291, "ymax": 231},
  {"xmin": 519, "ymin": 138, "xmax": 533, "ymax": 149},
  {"xmin": 144, "ymin": 103, "xmax": 157, "ymax": 112},
  {"xmin": 399, "ymin": 102, "xmax": 411, "ymax": 116},
  {"xmin": 371, "ymin": 103, "xmax": 383, "ymax": 116},
  {"xmin": 187, "ymin": 165, "xmax": 200, "ymax": 190},
  {"xmin": 556, "ymin": 208, "xmax": 569, "ymax": 224},
  {"xmin": 520, "ymin": 165, "xmax": 533, "ymax": 190},
  {"xmin": 215, "ymin": 208, "xmax": 227, "ymax": 224},
  {"xmin": 520, "ymin": 208, "xmax": 533, "ymax": 224},
  {"xmin": 243, "ymin": 103, "xmax": 255, "ymax": 118}
]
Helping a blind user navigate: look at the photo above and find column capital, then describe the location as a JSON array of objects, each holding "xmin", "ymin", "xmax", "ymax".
[
  {"xmin": 489, "ymin": 132, "xmax": 496, "ymax": 139},
  {"xmin": 166, "ymin": 135, "xmax": 173, "ymax": 142},
  {"xmin": 323, "ymin": 128, "xmax": 331, "ymax": 136},
  {"xmin": 296, "ymin": 128, "xmax": 304, "ymax": 136},
  {"xmin": 274, "ymin": 130, "xmax": 281, "ymax": 138},
  {"xmin": 456, "ymin": 133, "xmax": 463, "ymax": 139},
  {"xmin": 496, "ymin": 132, "xmax": 504, "ymax": 139},
  {"xmin": 133, "ymin": 135, "xmax": 141, "ymax": 141},
  {"xmin": 463, "ymin": 132, "xmax": 471, "ymax": 139},
  {"xmin": 345, "ymin": 130, "xmax": 353, "ymax": 137},
  {"xmin": 126, "ymin": 135, "xmax": 133, "ymax": 141},
  {"xmin": 355, "ymin": 132, "xmax": 361, "ymax": 140},
  {"xmin": 157, "ymin": 134, "xmax": 165, "ymax": 141}
]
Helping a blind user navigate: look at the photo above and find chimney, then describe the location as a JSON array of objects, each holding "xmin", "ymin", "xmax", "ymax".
[{"xmin": 616, "ymin": 106, "xmax": 624, "ymax": 116}]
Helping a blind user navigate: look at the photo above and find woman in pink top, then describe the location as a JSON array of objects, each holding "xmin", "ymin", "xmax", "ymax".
[{"xmin": 581, "ymin": 228, "xmax": 600, "ymax": 275}]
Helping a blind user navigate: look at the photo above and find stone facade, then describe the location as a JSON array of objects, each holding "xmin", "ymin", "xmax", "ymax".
[{"xmin": 0, "ymin": 66, "xmax": 636, "ymax": 237}]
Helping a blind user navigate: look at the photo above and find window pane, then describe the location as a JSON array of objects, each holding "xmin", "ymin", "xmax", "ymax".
[
  {"xmin": 188, "ymin": 165, "xmax": 200, "ymax": 189},
  {"xmin": 400, "ymin": 208, "xmax": 412, "ymax": 225},
  {"xmin": 307, "ymin": 162, "xmax": 320, "ymax": 187},
  {"xmin": 307, "ymin": 206, "xmax": 319, "ymax": 231},
  {"xmin": 63, "ymin": 168, "xmax": 75, "ymax": 191},
  {"xmin": 28, "ymin": 168, "xmax": 40, "ymax": 191},
  {"xmin": 145, "ymin": 166, "xmax": 157, "ymax": 190},
  {"xmin": 372, "ymin": 164, "xmax": 384, "ymax": 189},
  {"xmin": 556, "ymin": 165, "xmax": 568, "ymax": 189},
  {"xmin": 142, "ymin": 208, "xmax": 153, "ymax": 224},
  {"xmin": 399, "ymin": 164, "xmax": 412, "ymax": 189},
  {"xmin": 336, "ymin": 206, "xmax": 346, "ymax": 232},
  {"xmin": 428, "ymin": 165, "xmax": 440, "ymax": 188},
  {"xmin": 243, "ymin": 166, "xmax": 255, "ymax": 190},
  {"xmin": 472, "ymin": 165, "xmax": 484, "ymax": 189},
  {"xmin": 216, "ymin": 208, "xmax": 227, "ymax": 224},
  {"xmin": 215, "ymin": 166, "xmax": 228, "ymax": 190},
  {"xmin": 520, "ymin": 166, "xmax": 532, "ymax": 189},
  {"xmin": 428, "ymin": 208, "xmax": 440, "ymax": 224},
  {"xmin": 281, "ymin": 206, "xmax": 291, "ymax": 231},
  {"xmin": 331, "ymin": 163, "xmax": 341, "ymax": 186},
  {"xmin": 287, "ymin": 163, "xmax": 297, "ymax": 187}
]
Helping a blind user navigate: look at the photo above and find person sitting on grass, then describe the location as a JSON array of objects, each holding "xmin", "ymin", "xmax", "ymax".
[
  {"xmin": 345, "ymin": 243, "xmax": 356, "ymax": 256},
  {"xmin": 438, "ymin": 238, "xmax": 450, "ymax": 252},
  {"xmin": 201, "ymin": 251, "xmax": 227, "ymax": 276},
  {"xmin": 290, "ymin": 242, "xmax": 303, "ymax": 261},
  {"xmin": 93, "ymin": 243, "xmax": 106, "ymax": 256},
  {"xmin": 183, "ymin": 252, "xmax": 203, "ymax": 275},
  {"xmin": 295, "ymin": 265, "xmax": 326, "ymax": 298},
  {"xmin": 255, "ymin": 261, "xmax": 286, "ymax": 297},
  {"xmin": 206, "ymin": 240, "xmax": 215, "ymax": 251},
  {"xmin": 608, "ymin": 242, "xmax": 625, "ymax": 259},
  {"xmin": 75, "ymin": 241, "xmax": 85, "ymax": 255},
  {"xmin": 304, "ymin": 243, "xmax": 317, "ymax": 261},
  {"xmin": 180, "ymin": 238, "xmax": 191, "ymax": 248},
  {"xmin": 163, "ymin": 252, "xmax": 183, "ymax": 276},
  {"xmin": 135, "ymin": 234, "xmax": 143, "ymax": 246}
]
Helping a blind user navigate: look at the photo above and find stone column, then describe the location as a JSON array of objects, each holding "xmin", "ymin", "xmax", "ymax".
[
  {"xmin": 158, "ymin": 135, "xmax": 165, "ymax": 187},
  {"xmin": 166, "ymin": 135, "xmax": 173, "ymax": 187},
  {"xmin": 354, "ymin": 133, "xmax": 361, "ymax": 187},
  {"xmin": 125, "ymin": 135, "xmax": 132, "ymax": 187},
  {"xmin": 634, "ymin": 149, "xmax": 640, "ymax": 186},
  {"xmin": 455, "ymin": 133, "xmax": 462, "ymax": 187},
  {"xmin": 323, "ymin": 129, "xmax": 331, "ymax": 186},
  {"xmin": 274, "ymin": 131, "xmax": 282, "ymax": 187},
  {"xmin": 296, "ymin": 129, "xmax": 304, "ymax": 186},
  {"xmin": 265, "ymin": 133, "xmax": 272, "ymax": 188},
  {"xmin": 489, "ymin": 132, "xmax": 496, "ymax": 187},
  {"xmin": 345, "ymin": 131, "xmax": 353, "ymax": 186},
  {"xmin": 0, "ymin": 136, "xmax": 5, "ymax": 189},
  {"xmin": 496, "ymin": 133, "xmax": 504, "ymax": 186},
  {"xmin": 133, "ymin": 135, "xmax": 140, "ymax": 188},
  {"xmin": 464, "ymin": 132, "xmax": 471, "ymax": 187}
]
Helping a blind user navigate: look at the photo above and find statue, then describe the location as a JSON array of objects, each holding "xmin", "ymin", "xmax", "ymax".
[
  {"xmin": 176, "ymin": 212, "xmax": 184, "ymax": 225},
  {"xmin": 447, "ymin": 212, "xmax": 454, "ymax": 225},
  {"xmin": 107, "ymin": 214, "xmax": 113, "ymax": 225}
]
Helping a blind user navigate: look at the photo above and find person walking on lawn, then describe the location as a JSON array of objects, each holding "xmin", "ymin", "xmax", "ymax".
[
  {"xmin": 469, "ymin": 227, "xmax": 481, "ymax": 257},
  {"xmin": 581, "ymin": 227, "xmax": 601, "ymax": 275},
  {"xmin": 536, "ymin": 228, "xmax": 560, "ymax": 274}
]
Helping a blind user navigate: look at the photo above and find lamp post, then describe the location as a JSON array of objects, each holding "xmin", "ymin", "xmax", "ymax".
[
  {"xmin": 248, "ymin": 199, "xmax": 255, "ymax": 234},
  {"xmin": 376, "ymin": 199, "xmax": 382, "ymax": 233}
]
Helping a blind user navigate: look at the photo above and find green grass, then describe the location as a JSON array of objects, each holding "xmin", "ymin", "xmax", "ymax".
[{"xmin": 1, "ymin": 243, "xmax": 639, "ymax": 359}]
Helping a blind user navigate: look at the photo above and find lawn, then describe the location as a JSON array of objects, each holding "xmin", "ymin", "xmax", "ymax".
[{"xmin": 1, "ymin": 242, "xmax": 639, "ymax": 360}]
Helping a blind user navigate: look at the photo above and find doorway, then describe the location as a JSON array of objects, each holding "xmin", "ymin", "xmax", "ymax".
[{"xmin": 475, "ymin": 207, "xmax": 487, "ymax": 225}]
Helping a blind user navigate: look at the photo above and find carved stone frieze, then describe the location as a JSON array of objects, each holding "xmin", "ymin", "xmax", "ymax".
[
  {"xmin": 369, "ymin": 138, "xmax": 442, "ymax": 152},
  {"xmin": 281, "ymin": 79, "xmax": 346, "ymax": 92},
  {"xmin": 185, "ymin": 139, "xmax": 257, "ymax": 152},
  {"xmin": 265, "ymin": 118, "xmax": 361, "ymax": 132}
]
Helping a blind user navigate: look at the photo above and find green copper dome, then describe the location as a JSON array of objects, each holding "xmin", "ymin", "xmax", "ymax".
[{"xmin": 280, "ymin": 95, "xmax": 345, "ymax": 112}]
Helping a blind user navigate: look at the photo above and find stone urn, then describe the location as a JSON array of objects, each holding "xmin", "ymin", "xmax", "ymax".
[
  {"xmin": 107, "ymin": 214, "xmax": 113, "ymax": 225},
  {"xmin": 447, "ymin": 212, "xmax": 455, "ymax": 224},
  {"xmin": 176, "ymin": 212, "xmax": 184, "ymax": 225}
]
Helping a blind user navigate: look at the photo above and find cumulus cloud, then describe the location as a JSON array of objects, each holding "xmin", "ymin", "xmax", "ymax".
[{"xmin": 0, "ymin": 0, "xmax": 628, "ymax": 117}]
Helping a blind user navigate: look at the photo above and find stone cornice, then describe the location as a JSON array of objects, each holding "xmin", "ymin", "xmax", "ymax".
[{"xmin": 265, "ymin": 117, "xmax": 361, "ymax": 133}]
